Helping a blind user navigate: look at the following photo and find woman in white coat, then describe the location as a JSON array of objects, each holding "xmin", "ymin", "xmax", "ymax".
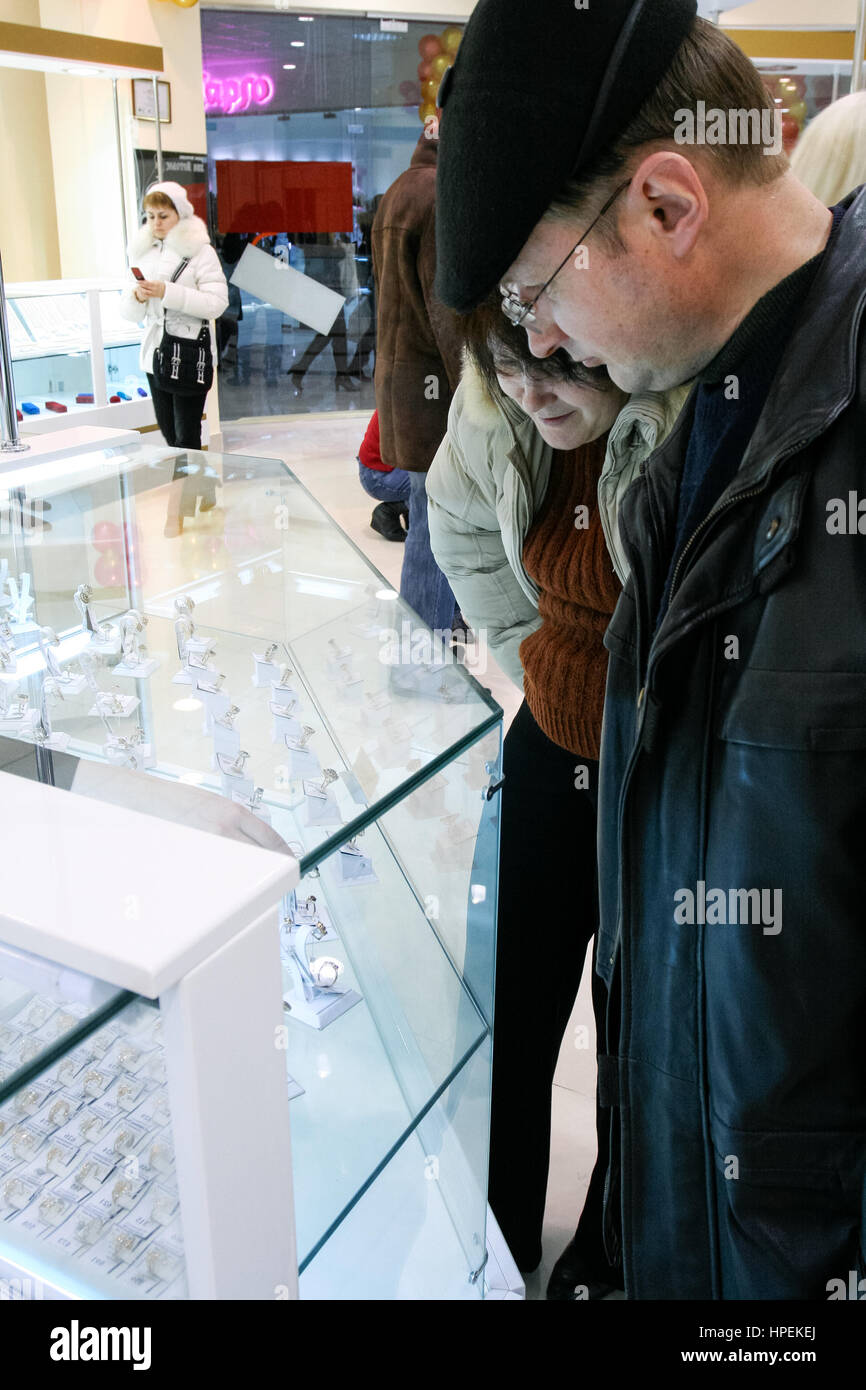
[{"xmin": 120, "ymin": 181, "xmax": 228, "ymax": 451}]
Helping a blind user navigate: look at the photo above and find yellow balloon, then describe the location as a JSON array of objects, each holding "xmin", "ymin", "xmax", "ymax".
[
  {"xmin": 788, "ymin": 99, "xmax": 807, "ymax": 123},
  {"xmin": 172, "ymin": 0, "xmax": 200, "ymax": 7},
  {"xmin": 421, "ymin": 78, "xmax": 439, "ymax": 102},
  {"xmin": 431, "ymin": 53, "xmax": 450, "ymax": 80},
  {"xmin": 418, "ymin": 101, "xmax": 437, "ymax": 123},
  {"xmin": 441, "ymin": 26, "xmax": 462, "ymax": 56}
]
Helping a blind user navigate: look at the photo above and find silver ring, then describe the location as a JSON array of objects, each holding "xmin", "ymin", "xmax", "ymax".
[{"xmin": 310, "ymin": 955, "xmax": 343, "ymax": 990}]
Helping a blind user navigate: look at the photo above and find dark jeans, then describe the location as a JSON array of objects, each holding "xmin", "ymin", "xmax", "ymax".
[
  {"xmin": 489, "ymin": 699, "xmax": 613, "ymax": 1277},
  {"xmin": 400, "ymin": 470, "xmax": 458, "ymax": 633},
  {"xmin": 357, "ymin": 459, "xmax": 411, "ymax": 506},
  {"xmin": 147, "ymin": 375, "xmax": 207, "ymax": 450}
]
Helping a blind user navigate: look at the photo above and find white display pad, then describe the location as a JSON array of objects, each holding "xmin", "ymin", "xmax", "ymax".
[
  {"xmin": 0, "ymin": 772, "xmax": 297, "ymax": 997},
  {"xmin": 230, "ymin": 244, "xmax": 345, "ymax": 337}
]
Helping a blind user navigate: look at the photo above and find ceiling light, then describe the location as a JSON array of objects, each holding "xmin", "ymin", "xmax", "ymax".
[
  {"xmin": 283, "ymin": 63, "xmax": 296, "ymax": 69},
  {"xmin": 290, "ymin": 41, "xmax": 304, "ymax": 48},
  {"xmin": 298, "ymin": 14, "xmax": 314, "ymax": 20}
]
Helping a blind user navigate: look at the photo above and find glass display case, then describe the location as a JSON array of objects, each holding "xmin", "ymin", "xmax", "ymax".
[
  {"xmin": 6, "ymin": 281, "xmax": 156, "ymax": 435},
  {"xmin": 0, "ymin": 440, "xmax": 504, "ymax": 1299}
]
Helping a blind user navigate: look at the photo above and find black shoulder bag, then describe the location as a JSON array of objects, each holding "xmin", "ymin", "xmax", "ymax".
[{"xmin": 151, "ymin": 259, "xmax": 214, "ymax": 395}]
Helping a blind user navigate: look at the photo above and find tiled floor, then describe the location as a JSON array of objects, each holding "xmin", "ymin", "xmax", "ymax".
[{"xmin": 220, "ymin": 410, "xmax": 599, "ymax": 1301}]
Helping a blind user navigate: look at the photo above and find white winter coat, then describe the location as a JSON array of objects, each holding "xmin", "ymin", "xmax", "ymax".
[{"xmin": 119, "ymin": 216, "xmax": 228, "ymax": 375}]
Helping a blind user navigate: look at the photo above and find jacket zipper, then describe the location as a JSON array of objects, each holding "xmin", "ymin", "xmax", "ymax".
[
  {"xmin": 665, "ymin": 483, "xmax": 767, "ymax": 612},
  {"xmin": 665, "ymin": 431, "xmax": 814, "ymax": 613}
]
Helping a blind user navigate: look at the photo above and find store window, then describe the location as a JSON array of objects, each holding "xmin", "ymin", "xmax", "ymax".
[{"xmin": 200, "ymin": 9, "xmax": 463, "ymax": 421}]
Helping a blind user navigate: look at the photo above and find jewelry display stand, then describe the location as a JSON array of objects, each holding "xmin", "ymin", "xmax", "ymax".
[
  {"xmin": 0, "ymin": 438, "xmax": 508, "ymax": 1302},
  {"xmin": 282, "ymin": 924, "xmax": 361, "ymax": 1031}
]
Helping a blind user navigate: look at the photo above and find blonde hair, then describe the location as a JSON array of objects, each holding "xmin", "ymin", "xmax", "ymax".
[{"xmin": 790, "ymin": 91, "xmax": 866, "ymax": 205}]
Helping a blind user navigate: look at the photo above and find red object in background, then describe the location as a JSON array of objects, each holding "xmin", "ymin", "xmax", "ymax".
[
  {"xmin": 184, "ymin": 182, "xmax": 207, "ymax": 222},
  {"xmin": 46, "ymin": 400, "xmax": 67, "ymax": 413},
  {"xmin": 16, "ymin": 408, "xmax": 22, "ymax": 421},
  {"xmin": 110, "ymin": 395, "xmax": 121, "ymax": 403},
  {"xmin": 93, "ymin": 552, "xmax": 124, "ymax": 588},
  {"xmin": 358, "ymin": 411, "xmax": 394, "ymax": 474},
  {"xmin": 215, "ymin": 160, "xmax": 353, "ymax": 234},
  {"xmin": 92, "ymin": 521, "xmax": 121, "ymax": 551}
]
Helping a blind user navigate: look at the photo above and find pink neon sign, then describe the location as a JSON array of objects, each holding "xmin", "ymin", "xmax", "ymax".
[{"xmin": 203, "ymin": 71, "xmax": 275, "ymax": 116}]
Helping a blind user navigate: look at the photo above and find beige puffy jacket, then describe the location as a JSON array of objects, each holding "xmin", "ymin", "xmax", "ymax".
[{"xmin": 426, "ymin": 359, "xmax": 691, "ymax": 688}]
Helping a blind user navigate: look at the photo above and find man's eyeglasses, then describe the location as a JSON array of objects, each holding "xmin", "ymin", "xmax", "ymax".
[{"xmin": 500, "ymin": 179, "xmax": 631, "ymax": 329}]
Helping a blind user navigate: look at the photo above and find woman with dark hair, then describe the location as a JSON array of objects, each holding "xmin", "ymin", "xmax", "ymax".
[{"xmin": 427, "ymin": 302, "xmax": 688, "ymax": 1296}]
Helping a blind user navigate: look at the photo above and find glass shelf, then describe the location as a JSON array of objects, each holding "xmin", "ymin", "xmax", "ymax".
[{"xmin": 0, "ymin": 439, "xmax": 502, "ymax": 1298}]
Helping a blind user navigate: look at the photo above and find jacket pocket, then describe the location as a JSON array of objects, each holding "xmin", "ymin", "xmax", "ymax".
[
  {"xmin": 719, "ymin": 668, "xmax": 866, "ymax": 751},
  {"xmin": 711, "ymin": 1123, "xmax": 866, "ymax": 1299}
]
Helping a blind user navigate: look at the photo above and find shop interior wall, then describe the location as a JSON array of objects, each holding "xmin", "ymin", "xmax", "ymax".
[
  {"xmin": 0, "ymin": 0, "xmax": 60, "ymax": 280},
  {"xmin": 0, "ymin": 0, "xmax": 208, "ymax": 283}
]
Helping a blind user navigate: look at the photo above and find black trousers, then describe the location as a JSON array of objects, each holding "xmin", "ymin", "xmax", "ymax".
[
  {"xmin": 291, "ymin": 308, "xmax": 350, "ymax": 377},
  {"xmin": 147, "ymin": 375, "xmax": 207, "ymax": 449},
  {"xmin": 489, "ymin": 699, "xmax": 612, "ymax": 1276}
]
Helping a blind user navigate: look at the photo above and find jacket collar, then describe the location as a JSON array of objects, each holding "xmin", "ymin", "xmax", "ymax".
[
  {"xmin": 731, "ymin": 183, "xmax": 866, "ymax": 491},
  {"xmin": 410, "ymin": 129, "xmax": 438, "ymax": 170},
  {"xmin": 127, "ymin": 214, "xmax": 211, "ymax": 262}
]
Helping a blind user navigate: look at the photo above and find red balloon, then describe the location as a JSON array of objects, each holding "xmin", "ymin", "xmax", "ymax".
[
  {"xmin": 92, "ymin": 520, "xmax": 121, "ymax": 551},
  {"xmin": 417, "ymin": 59, "xmax": 433, "ymax": 82},
  {"xmin": 93, "ymin": 553, "xmax": 123, "ymax": 588},
  {"xmin": 418, "ymin": 34, "xmax": 442, "ymax": 61}
]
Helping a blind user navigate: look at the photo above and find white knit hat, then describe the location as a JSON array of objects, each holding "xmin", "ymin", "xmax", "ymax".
[{"xmin": 144, "ymin": 180, "xmax": 194, "ymax": 220}]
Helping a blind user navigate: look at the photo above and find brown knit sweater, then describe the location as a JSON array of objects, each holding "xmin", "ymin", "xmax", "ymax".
[{"xmin": 519, "ymin": 437, "xmax": 621, "ymax": 759}]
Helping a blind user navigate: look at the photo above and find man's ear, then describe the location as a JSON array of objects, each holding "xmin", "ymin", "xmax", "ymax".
[{"xmin": 627, "ymin": 151, "xmax": 709, "ymax": 259}]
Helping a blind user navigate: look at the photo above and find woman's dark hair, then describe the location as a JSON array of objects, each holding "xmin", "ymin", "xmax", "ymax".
[{"xmin": 462, "ymin": 294, "xmax": 606, "ymax": 399}]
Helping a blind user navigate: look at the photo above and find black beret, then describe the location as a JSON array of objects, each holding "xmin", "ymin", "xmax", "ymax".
[{"xmin": 435, "ymin": 0, "xmax": 698, "ymax": 312}]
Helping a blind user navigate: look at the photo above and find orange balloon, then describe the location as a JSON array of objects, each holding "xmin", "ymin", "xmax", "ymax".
[
  {"xmin": 172, "ymin": 0, "xmax": 200, "ymax": 6},
  {"xmin": 441, "ymin": 26, "xmax": 462, "ymax": 56},
  {"xmin": 418, "ymin": 34, "xmax": 442, "ymax": 60},
  {"xmin": 431, "ymin": 53, "xmax": 450, "ymax": 80},
  {"xmin": 421, "ymin": 78, "xmax": 439, "ymax": 102},
  {"xmin": 417, "ymin": 59, "xmax": 433, "ymax": 82},
  {"xmin": 418, "ymin": 101, "xmax": 437, "ymax": 123}
]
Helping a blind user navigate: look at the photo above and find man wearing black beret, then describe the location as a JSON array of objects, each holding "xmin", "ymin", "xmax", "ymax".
[{"xmin": 436, "ymin": 0, "xmax": 866, "ymax": 1301}]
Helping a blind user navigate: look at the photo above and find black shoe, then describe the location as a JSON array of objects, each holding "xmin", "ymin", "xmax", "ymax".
[
  {"xmin": 336, "ymin": 374, "xmax": 361, "ymax": 392},
  {"xmin": 546, "ymin": 1236, "xmax": 622, "ymax": 1302},
  {"xmin": 370, "ymin": 502, "xmax": 407, "ymax": 542},
  {"xmin": 287, "ymin": 369, "xmax": 304, "ymax": 396}
]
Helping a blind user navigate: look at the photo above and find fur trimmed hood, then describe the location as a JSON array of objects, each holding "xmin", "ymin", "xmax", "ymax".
[
  {"xmin": 458, "ymin": 350, "xmax": 528, "ymax": 434},
  {"xmin": 127, "ymin": 214, "xmax": 212, "ymax": 263}
]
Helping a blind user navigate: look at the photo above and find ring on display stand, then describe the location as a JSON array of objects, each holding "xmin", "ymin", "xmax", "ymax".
[
  {"xmin": 75, "ymin": 1212, "xmax": 104, "ymax": 1245},
  {"xmin": 282, "ymin": 920, "xmax": 361, "ymax": 1030},
  {"xmin": 48, "ymin": 1098, "xmax": 71, "ymax": 1128},
  {"xmin": 218, "ymin": 749, "xmax": 250, "ymax": 778},
  {"xmin": 270, "ymin": 697, "xmax": 298, "ymax": 717}
]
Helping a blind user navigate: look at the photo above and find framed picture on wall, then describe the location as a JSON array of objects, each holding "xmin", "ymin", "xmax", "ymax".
[{"xmin": 132, "ymin": 79, "xmax": 172, "ymax": 124}]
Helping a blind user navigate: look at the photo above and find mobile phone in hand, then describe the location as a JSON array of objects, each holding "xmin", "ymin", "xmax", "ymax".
[{"xmin": 131, "ymin": 267, "xmax": 145, "ymax": 281}]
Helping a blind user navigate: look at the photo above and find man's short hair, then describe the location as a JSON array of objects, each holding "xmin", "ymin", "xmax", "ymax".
[{"xmin": 547, "ymin": 18, "xmax": 789, "ymax": 245}]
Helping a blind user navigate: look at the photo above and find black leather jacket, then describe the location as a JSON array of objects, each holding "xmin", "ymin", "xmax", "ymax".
[{"xmin": 597, "ymin": 184, "xmax": 866, "ymax": 1299}]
